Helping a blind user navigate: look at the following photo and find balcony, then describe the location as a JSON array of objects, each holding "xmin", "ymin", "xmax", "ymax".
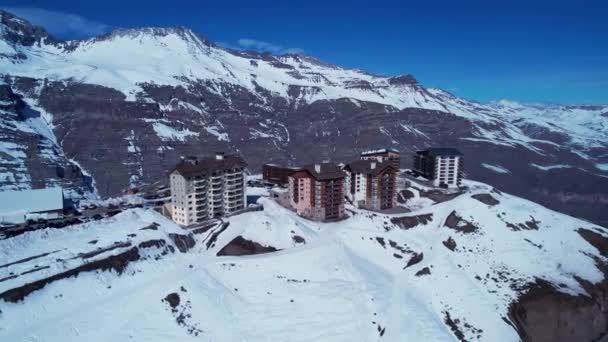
[
  {"xmin": 225, "ymin": 170, "xmax": 242, "ymax": 177},
  {"xmin": 225, "ymin": 187, "xmax": 243, "ymax": 194},
  {"xmin": 226, "ymin": 196, "xmax": 243, "ymax": 205},
  {"xmin": 226, "ymin": 202, "xmax": 244, "ymax": 210},
  {"xmin": 226, "ymin": 179, "xmax": 243, "ymax": 186}
]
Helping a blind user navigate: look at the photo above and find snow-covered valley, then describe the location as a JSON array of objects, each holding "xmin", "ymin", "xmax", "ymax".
[{"xmin": 1, "ymin": 180, "xmax": 606, "ymax": 341}]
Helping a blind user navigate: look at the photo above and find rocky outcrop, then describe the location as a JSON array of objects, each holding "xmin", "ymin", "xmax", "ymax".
[
  {"xmin": 0, "ymin": 82, "xmax": 91, "ymax": 194},
  {"xmin": 391, "ymin": 214, "xmax": 433, "ymax": 229},
  {"xmin": 164, "ymin": 292, "xmax": 180, "ymax": 308},
  {"xmin": 404, "ymin": 252, "xmax": 424, "ymax": 269},
  {"xmin": 169, "ymin": 233, "xmax": 196, "ymax": 253},
  {"xmin": 443, "ymin": 237, "xmax": 457, "ymax": 251},
  {"xmin": 472, "ymin": 193, "xmax": 500, "ymax": 206},
  {"xmin": 444, "ymin": 211, "xmax": 478, "ymax": 233},
  {"xmin": 415, "ymin": 267, "xmax": 431, "ymax": 277},
  {"xmin": 508, "ymin": 279, "xmax": 608, "ymax": 342},
  {"xmin": 508, "ymin": 229, "xmax": 608, "ymax": 341},
  {"xmin": 216, "ymin": 236, "xmax": 278, "ymax": 256}
]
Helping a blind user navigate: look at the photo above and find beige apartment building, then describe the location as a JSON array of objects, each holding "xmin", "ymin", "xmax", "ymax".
[{"xmin": 170, "ymin": 152, "xmax": 246, "ymax": 225}]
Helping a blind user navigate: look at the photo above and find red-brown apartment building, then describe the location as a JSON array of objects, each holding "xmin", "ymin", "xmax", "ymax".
[{"xmin": 288, "ymin": 163, "xmax": 346, "ymax": 221}]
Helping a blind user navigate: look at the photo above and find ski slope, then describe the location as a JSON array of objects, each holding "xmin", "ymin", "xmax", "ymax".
[{"xmin": 0, "ymin": 180, "xmax": 605, "ymax": 341}]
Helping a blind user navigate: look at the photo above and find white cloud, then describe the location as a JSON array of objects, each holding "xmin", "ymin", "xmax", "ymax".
[
  {"xmin": 2, "ymin": 7, "xmax": 110, "ymax": 38},
  {"xmin": 282, "ymin": 47, "xmax": 305, "ymax": 54},
  {"xmin": 237, "ymin": 38, "xmax": 304, "ymax": 55}
]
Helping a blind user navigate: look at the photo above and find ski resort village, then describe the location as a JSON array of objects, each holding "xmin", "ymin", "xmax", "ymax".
[
  {"xmin": 0, "ymin": 147, "xmax": 463, "ymax": 228},
  {"xmin": 1, "ymin": 145, "xmax": 607, "ymax": 341}
]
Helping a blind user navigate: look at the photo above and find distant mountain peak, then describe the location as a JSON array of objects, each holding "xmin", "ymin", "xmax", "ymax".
[
  {"xmin": 81, "ymin": 25, "xmax": 215, "ymax": 47},
  {"xmin": 0, "ymin": 9, "xmax": 62, "ymax": 47}
]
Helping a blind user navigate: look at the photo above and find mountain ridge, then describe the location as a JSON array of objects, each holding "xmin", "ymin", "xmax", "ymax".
[{"xmin": 1, "ymin": 9, "xmax": 608, "ymax": 226}]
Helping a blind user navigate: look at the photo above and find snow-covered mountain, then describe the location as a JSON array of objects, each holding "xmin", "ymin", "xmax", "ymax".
[
  {"xmin": 1, "ymin": 9, "xmax": 607, "ymax": 225},
  {"xmin": 1, "ymin": 180, "xmax": 606, "ymax": 341}
]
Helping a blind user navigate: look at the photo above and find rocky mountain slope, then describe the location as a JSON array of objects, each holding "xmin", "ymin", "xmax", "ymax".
[
  {"xmin": 1, "ymin": 10, "xmax": 608, "ymax": 225},
  {"xmin": 1, "ymin": 180, "xmax": 607, "ymax": 341}
]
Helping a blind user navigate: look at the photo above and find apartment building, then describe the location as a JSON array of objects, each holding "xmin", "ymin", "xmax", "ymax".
[
  {"xmin": 360, "ymin": 148, "xmax": 401, "ymax": 169},
  {"xmin": 288, "ymin": 163, "xmax": 346, "ymax": 221},
  {"xmin": 413, "ymin": 148, "xmax": 463, "ymax": 188},
  {"xmin": 344, "ymin": 159, "xmax": 398, "ymax": 210},
  {"xmin": 170, "ymin": 152, "xmax": 246, "ymax": 225}
]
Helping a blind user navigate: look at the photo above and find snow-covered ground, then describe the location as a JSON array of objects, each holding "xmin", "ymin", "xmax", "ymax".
[{"xmin": 0, "ymin": 180, "xmax": 605, "ymax": 341}]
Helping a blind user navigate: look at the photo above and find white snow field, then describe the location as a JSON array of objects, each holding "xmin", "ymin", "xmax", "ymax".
[{"xmin": 0, "ymin": 180, "xmax": 605, "ymax": 341}]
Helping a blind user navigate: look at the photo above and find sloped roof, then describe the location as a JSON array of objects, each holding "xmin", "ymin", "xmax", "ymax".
[
  {"xmin": 416, "ymin": 148, "xmax": 463, "ymax": 157},
  {"xmin": 344, "ymin": 159, "xmax": 397, "ymax": 176},
  {"xmin": 0, "ymin": 187, "xmax": 64, "ymax": 222},
  {"xmin": 292, "ymin": 163, "xmax": 345, "ymax": 181},
  {"xmin": 173, "ymin": 154, "xmax": 247, "ymax": 177}
]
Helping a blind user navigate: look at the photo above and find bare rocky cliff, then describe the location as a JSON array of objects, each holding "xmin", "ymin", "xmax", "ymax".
[{"xmin": 509, "ymin": 228, "xmax": 608, "ymax": 341}]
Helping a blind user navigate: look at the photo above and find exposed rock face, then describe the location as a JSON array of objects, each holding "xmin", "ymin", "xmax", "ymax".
[
  {"xmin": 443, "ymin": 236, "xmax": 457, "ymax": 251},
  {"xmin": 164, "ymin": 292, "xmax": 180, "ymax": 308},
  {"xmin": 0, "ymin": 10, "xmax": 60, "ymax": 47},
  {"xmin": 472, "ymin": 193, "xmax": 500, "ymax": 206},
  {"xmin": 0, "ymin": 82, "xmax": 91, "ymax": 194},
  {"xmin": 217, "ymin": 236, "xmax": 278, "ymax": 256},
  {"xmin": 508, "ymin": 228, "xmax": 608, "ymax": 341},
  {"xmin": 415, "ymin": 267, "xmax": 431, "ymax": 277},
  {"xmin": 405, "ymin": 252, "xmax": 424, "ymax": 268},
  {"xmin": 508, "ymin": 280, "xmax": 608, "ymax": 342},
  {"xmin": 444, "ymin": 211, "xmax": 479, "ymax": 233},
  {"xmin": 391, "ymin": 214, "xmax": 433, "ymax": 229},
  {"xmin": 168, "ymin": 233, "xmax": 196, "ymax": 253}
]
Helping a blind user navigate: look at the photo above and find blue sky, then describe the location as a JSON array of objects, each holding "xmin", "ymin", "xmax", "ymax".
[{"xmin": 1, "ymin": 0, "xmax": 607, "ymax": 104}]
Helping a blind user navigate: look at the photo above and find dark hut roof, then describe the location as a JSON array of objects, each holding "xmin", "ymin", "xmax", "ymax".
[
  {"xmin": 344, "ymin": 159, "xmax": 397, "ymax": 176},
  {"xmin": 173, "ymin": 154, "xmax": 247, "ymax": 177}
]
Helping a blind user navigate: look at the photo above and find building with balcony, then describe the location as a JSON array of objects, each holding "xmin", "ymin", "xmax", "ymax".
[
  {"xmin": 360, "ymin": 148, "xmax": 401, "ymax": 169},
  {"xmin": 344, "ymin": 159, "xmax": 398, "ymax": 211},
  {"xmin": 170, "ymin": 152, "xmax": 246, "ymax": 225},
  {"xmin": 288, "ymin": 163, "xmax": 346, "ymax": 221},
  {"xmin": 413, "ymin": 148, "xmax": 463, "ymax": 188}
]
